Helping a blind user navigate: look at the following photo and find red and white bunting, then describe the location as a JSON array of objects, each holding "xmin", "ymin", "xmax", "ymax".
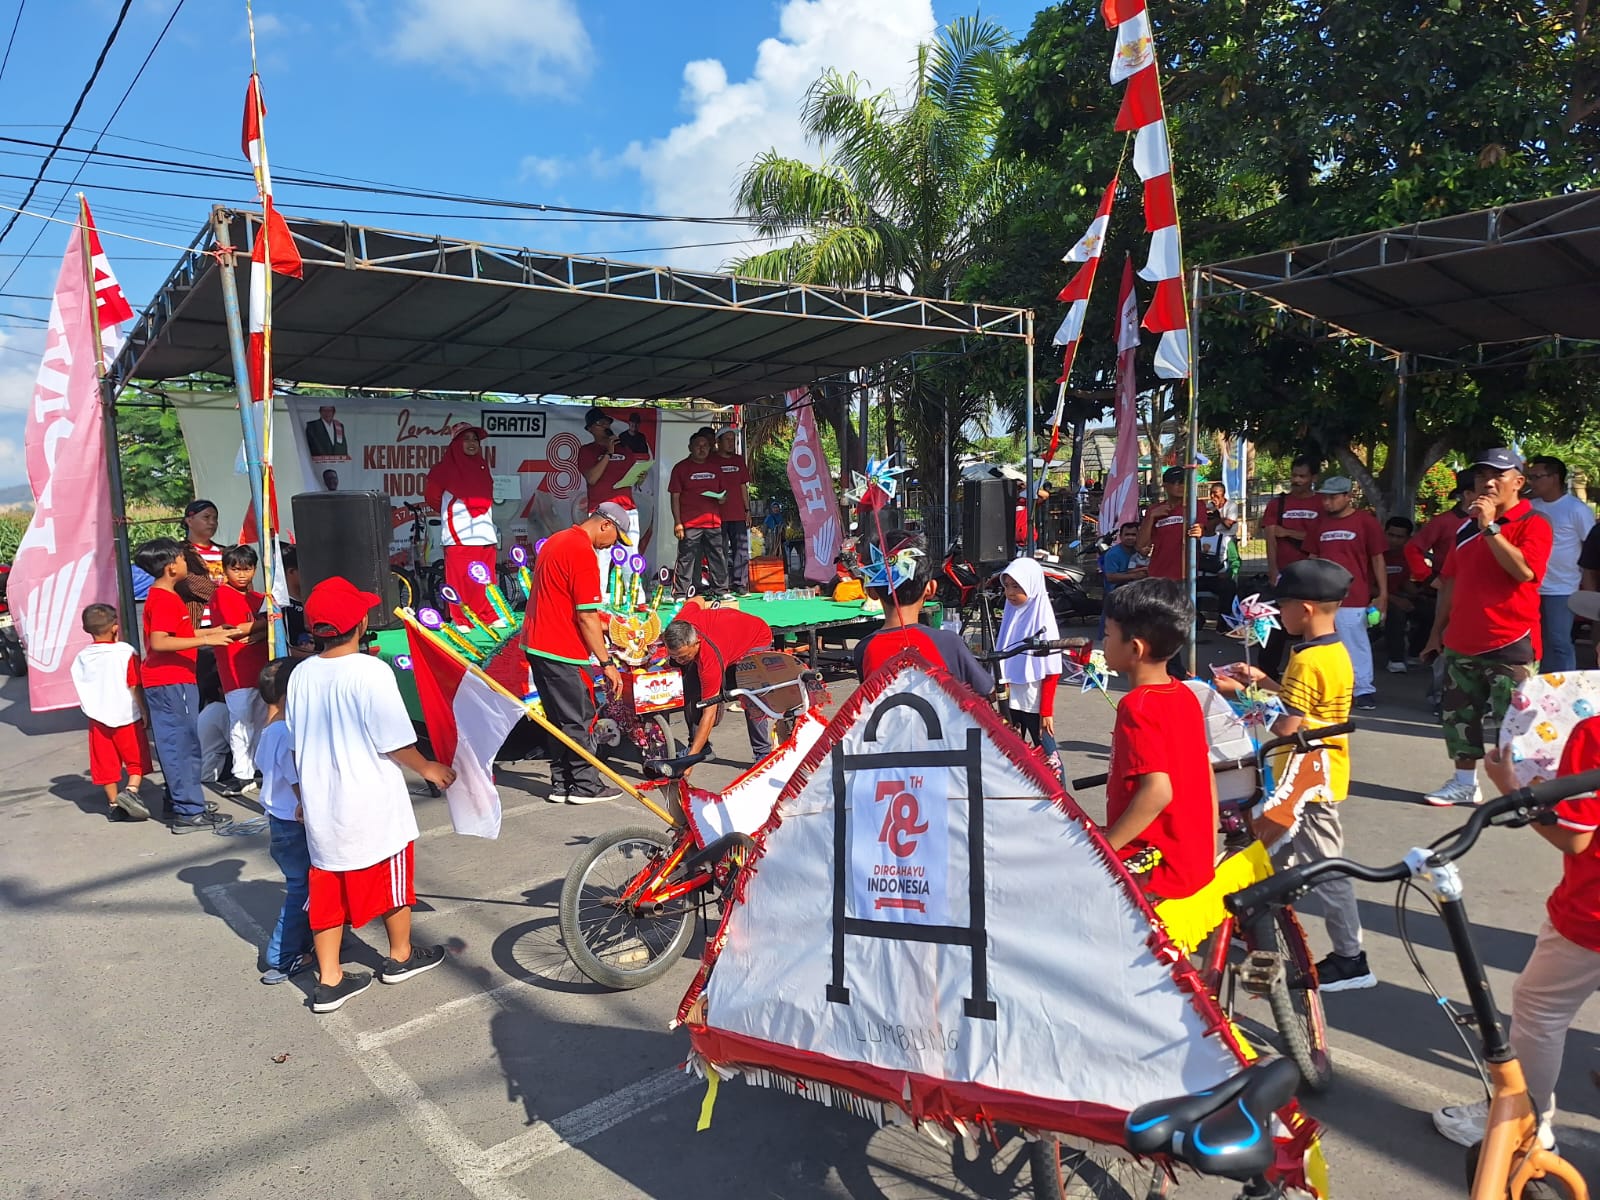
[
  {"xmin": 1105, "ymin": 0, "xmax": 1189, "ymax": 379},
  {"xmin": 1063, "ymin": 177, "xmax": 1117, "ymax": 264},
  {"xmin": 1043, "ymin": 176, "xmax": 1119, "ymax": 464}
]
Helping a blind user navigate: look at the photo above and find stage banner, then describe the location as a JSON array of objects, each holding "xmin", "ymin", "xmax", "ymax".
[
  {"xmin": 282, "ymin": 397, "xmax": 667, "ymax": 563},
  {"xmin": 786, "ymin": 390, "xmax": 840, "ymax": 582},
  {"xmin": 10, "ymin": 230, "xmax": 119, "ymax": 711}
]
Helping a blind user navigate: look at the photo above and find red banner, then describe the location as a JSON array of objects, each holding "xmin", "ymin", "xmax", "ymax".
[
  {"xmin": 10, "ymin": 228, "xmax": 120, "ymax": 711},
  {"xmin": 1100, "ymin": 257, "xmax": 1143, "ymax": 533},
  {"xmin": 785, "ymin": 390, "xmax": 840, "ymax": 582}
]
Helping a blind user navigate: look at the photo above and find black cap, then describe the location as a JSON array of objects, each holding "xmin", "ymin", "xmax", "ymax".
[
  {"xmin": 692, "ymin": 426, "xmax": 717, "ymax": 443},
  {"xmin": 1453, "ymin": 468, "xmax": 1476, "ymax": 495},
  {"xmin": 583, "ymin": 406, "xmax": 612, "ymax": 429},
  {"xmin": 1162, "ymin": 466, "xmax": 1185, "ymax": 483},
  {"xmin": 1277, "ymin": 558, "xmax": 1354, "ymax": 604},
  {"xmin": 1472, "ymin": 447, "xmax": 1523, "ymax": 473}
]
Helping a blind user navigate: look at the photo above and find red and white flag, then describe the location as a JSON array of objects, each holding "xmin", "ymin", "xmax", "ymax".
[
  {"xmin": 786, "ymin": 389, "xmax": 841, "ymax": 582},
  {"xmin": 405, "ymin": 619, "xmax": 524, "ymax": 839},
  {"xmin": 10, "ymin": 205, "xmax": 127, "ymax": 710},
  {"xmin": 1100, "ymin": 256, "xmax": 1142, "ymax": 532},
  {"xmin": 241, "ymin": 75, "xmax": 303, "ymax": 405}
]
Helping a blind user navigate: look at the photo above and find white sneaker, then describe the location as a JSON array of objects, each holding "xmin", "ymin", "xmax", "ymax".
[
  {"xmin": 1432, "ymin": 1098, "xmax": 1555, "ymax": 1150},
  {"xmin": 1386, "ymin": 661, "xmax": 1409, "ymax": 674},
  {"xmin": 564, "ymin": 791, "xmax": 622, "ymax": 805},
  {"xmin": 1426, "ymin": 777, "xmax": 1482, "ymax": 807}
]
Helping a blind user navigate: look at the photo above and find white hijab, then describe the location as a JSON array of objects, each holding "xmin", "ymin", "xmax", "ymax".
[{"xmin": 996, "ymin": 556, "xmax": 1061, "ymax": 683}]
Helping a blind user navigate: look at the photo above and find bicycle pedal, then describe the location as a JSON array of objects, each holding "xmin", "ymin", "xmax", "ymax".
[{"xmin": 1238, "ymin": 950, "xmax": 1283, "ymax": 995}]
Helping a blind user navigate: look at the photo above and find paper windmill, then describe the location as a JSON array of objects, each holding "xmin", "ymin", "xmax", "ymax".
[
  {"xmin": 1223, "ymin": 593, "xmax": 1281, "ymax": 649},
  {"xmin": 1060, "ymin": 648, "xmax": 1116, "ymax": 706},
  {"xmin": 843, "ymin": 455, "xmax": 908, "ymax": 513},
  {"xmin": 862, "ymin": 539, "xmax": 923, "ymax": 591},
  {"xmin": 1228, "ymin": 683, "xmax": 1285, "ymax": 730}
]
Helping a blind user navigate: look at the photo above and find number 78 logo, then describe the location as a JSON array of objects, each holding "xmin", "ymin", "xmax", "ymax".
[{"xmin": 876, "ymin": 778, "xmax": 928, "ymax": 858}]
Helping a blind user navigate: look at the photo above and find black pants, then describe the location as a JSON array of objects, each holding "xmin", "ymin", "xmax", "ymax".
[
  {"xmin": 526, "ymin": 654, "xmax": 604, "ymax": 797},
  {"xmin": 676, "ymin": 526, "xmax": 729, "ymax": 594},
  {"xmin": 723, "ymin": 520, "xmax": 750, "ymax": 593},
  {"xmin": 1384, "ymin": 595, "xmax": 1434, "ymax": 665},
  {"xmin": 682, "ymin": 660, "xmax": 771, "ymax": 761}
]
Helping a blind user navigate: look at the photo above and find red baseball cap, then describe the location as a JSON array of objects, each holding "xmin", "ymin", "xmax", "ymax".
[{"xmin": 304, "ymin": 576, "xmax": 379, "ymax": 637}]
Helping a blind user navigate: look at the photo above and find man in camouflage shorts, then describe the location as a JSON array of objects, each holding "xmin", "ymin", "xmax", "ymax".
[{"xmin": 1422, "ymin": 449, "xmax": 1553, "ymax": 807}]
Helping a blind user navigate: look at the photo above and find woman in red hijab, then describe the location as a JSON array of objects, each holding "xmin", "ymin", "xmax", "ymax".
[{"xmin": 424, "ymin": 425, "xmax": 499, "ymax": 627}]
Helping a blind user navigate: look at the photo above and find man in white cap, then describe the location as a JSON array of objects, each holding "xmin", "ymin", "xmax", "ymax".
[{"xmin": 1421, "ymin": 449, "xmax": 1553, "ymax": 807}]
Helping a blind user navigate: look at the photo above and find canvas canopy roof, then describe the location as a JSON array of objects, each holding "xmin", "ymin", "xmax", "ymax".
[
  {"xmin": 112, "ymin": 208, "xmax": 1029, "ymax": 404},
  {"xmin": 1200, "ymin": 190, "xmax": 1600, "ymax": 365}
]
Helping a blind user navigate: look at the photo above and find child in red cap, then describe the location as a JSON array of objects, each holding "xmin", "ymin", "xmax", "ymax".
[{"xmin": 285, "ymin": 575, "xmax": 457, "ymax": 1013}]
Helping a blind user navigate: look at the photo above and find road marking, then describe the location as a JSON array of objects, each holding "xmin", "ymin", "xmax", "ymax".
[
  {"xmin": 478, "ymin": 1067, "xmax": 698, "ymax": 1178},
  {"xmin": 357, "ymin": 978, "xmax": 530, "ymax": 1050},
  {"xmin": 418, "ymin": 799, "xmax": 544, "ymax": 842}
]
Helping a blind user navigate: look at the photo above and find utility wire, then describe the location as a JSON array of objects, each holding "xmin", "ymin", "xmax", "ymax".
[
  {"xmin": 0, "ymin": 1, "xmax": 24, "ymax": 88},
  {"xmin": 0, "ymin": 0, "xmax": 186, "ymax": 294},
  {"xmin": 0, "ymin": 0, "xmax": 135, "ymax": 248}
]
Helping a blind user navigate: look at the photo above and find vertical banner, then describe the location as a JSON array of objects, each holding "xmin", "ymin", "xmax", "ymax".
[
  {"xmin": 1098, "ymin": 257, "xmax": 1142, "ymax": 534},
  {"xmin": 786, "ymin": 389, "xmax": 840, "ymax": 582},
  {"xmin": 1222, "ymin": 435, "xmax": 1250, "ymax": 541},
  {"xmin": 10, "ymin": 230, "xmax": 119, "ymax": 711}
]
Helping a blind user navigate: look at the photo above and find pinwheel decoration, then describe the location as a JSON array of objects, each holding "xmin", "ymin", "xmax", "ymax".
[
  {"xmin": 1229, "ymin": 682, "xmax": 1285, "ymax": 730},
  {"xmin": 843, "ymin": 456, "xmax": 907, "ymax": 514},
  {"xmin": 1223, "ymin": 593, "xmax": 1281, "ymax": 650},
  {"xmin": 862, "ymin": 539, "xmax": 923, "ymax": 591}
]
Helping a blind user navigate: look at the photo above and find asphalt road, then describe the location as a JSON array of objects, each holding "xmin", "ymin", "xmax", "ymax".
[{"xmin": 4, "ymin": 633, "xmax": 1598, "ymax": 1200}]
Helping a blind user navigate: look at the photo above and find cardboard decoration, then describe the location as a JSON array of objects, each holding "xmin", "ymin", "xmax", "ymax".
[
  {"xmin": 1500, "ymin": 670, "xmax": 1600, "ymax": 788},
  {"xmin": 679, "ymin": 650, "xmax": 1320, "ymax": 1191}
]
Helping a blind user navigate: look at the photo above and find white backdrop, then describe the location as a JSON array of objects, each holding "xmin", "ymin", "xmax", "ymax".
[{"xmin": 172, "ymin": 393, "xmax": 700, "ymax": 567}]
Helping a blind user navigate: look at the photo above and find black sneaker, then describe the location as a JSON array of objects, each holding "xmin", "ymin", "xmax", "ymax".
[
  {"xmin": 169, "ymin": 810, "xmax": 234, "ymax": 835},
  {"xmin": 163, "ymin": 799, "xmax": 220, "ymax": 818},
  {"xmin": 113, "ymin": 789, "xmax": 150, "ymax": 821},
  {"xmin": 1355, "ymin": 695, "xmax": 1378, "ymax": 710},
  {"xmin": 1316, "ymin": 951, "xmax": 1376, "ymax": 993},
  {"xmin": 311, "ymin": 970, "xmax": 373, "ymax": 1013},
  {"xmin": 379, "ymin": 943, "xmax": 446, "ymax": 984}
]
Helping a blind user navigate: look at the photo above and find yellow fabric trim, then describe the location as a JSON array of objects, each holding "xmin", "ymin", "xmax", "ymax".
[
  {"xmin": 1154, "ymin": 841, "xmax": 1274, "ymax": 955},
  {"xmin": 697, "ymin": 1072, "xmax": 720, "ymax": 1131}
]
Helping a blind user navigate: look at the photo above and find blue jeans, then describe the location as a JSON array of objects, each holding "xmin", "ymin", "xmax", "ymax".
[
  {"xmin": 145, "ymin": 683, "xmax": 205, "ymax": 816},
  {"xmin": 266, "ymin": 816, "xmax": 312, "ymax": 971},
  {"xmin": 1542, "ymin": 593, "xmax": 1577, "ymax": 673}
]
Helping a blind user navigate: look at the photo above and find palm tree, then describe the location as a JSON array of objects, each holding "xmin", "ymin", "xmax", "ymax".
[{"xmin": 731, "ymin": 16, "xmax": 1026, "ymax": 530}]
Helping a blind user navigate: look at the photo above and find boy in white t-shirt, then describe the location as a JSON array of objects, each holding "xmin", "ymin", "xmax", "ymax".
[
  {"xmin": 286, "ymin": 576, "xmax": 457, "ymax": 1014},
  {"xmin": 255, "ymin": 656, "xmax": 313, "ymax": 985},
  {"xmin": 69, "ymin": 604, "xmax": 152, "ymax": 821}
]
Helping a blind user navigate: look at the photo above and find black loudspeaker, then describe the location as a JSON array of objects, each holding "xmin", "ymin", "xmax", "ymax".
[
  {"xmin": 962, "ymin": 477, "xmax": 1014, "ymax": 565},
  {"xmin": 291, "ymin": 490, "xmax": 402, "ymax": 631}
]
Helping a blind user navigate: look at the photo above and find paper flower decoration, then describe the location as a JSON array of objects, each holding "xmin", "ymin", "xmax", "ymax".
[
  {"xmin": 1223, "ymin": 593, "xmax": 1281, "ymax": 649},
  {"xmin": 1060, "ymin": 648, "xmax": 1115, "ymax": 705},
  {"xmin": 1229, "ymin": 683, "xmax": 1284, "ymax": 729},
  {"xmin": 843, "ymin": 455, "xmax": 908, "ymax": 513},
  {"xmin": 862, "ymin": 539, "xmax": 923, "ymax": 590}
]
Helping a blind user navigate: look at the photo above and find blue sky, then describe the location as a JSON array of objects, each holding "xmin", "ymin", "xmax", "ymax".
[{"xmin": 0, "ymin": 0, "xmax": 1047, "ymax": 487}]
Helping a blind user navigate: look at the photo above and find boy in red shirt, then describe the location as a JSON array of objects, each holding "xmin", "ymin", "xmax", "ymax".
[
  {"xmin": 1100, "ymin": 577, "xmax": 1217, "ymax": 900},
  {"xmin": 214, "ymin": 544, "xmax": 271, "ymax": 795},
  {"xmin": 69, "ymin": 603, "xmax": 152, "ymax": 821},
  {"xmin": 1433, "ymin": 720, "xmax": 1600, "ymax": 1151},
  {"xmin": 134, "ymin": 538, "xmax": 243, "ymax": 832}
]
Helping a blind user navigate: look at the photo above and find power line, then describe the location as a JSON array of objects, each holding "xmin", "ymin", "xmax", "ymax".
[
  {"xmin": 0, "ymin": 0, "xmax": 187, "ymax": 293},
  {"xmin": 0, "ymin": 2, "xmax": 24, "ymax": 88},
  {"xmin": 0, "ymin": 0, "xmax": 136, "ymax": 248}
]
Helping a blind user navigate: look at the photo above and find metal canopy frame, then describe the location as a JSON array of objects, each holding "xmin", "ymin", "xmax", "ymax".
[{"xmin": 111, "ymin": 208, "xmax": 1030, "ymax": 404}]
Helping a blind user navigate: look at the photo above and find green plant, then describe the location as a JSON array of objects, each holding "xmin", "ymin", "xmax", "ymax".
[
  {"xmin": 1415, "ymin": 460, "xmax": 1460, "ymax": 519},
  {"xmin": 0, "ymin": 513, "xmax": 26, "ymax": 562}
]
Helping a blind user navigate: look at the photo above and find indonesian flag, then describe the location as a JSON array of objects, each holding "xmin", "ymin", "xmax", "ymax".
[
  {"xmin": 242, "ymin": 74, "xmax": 303, "ymax": 405},
  {"xmin": 1110, "ymin": 8, "xmax": 1154, "ymax": 82},
  {"xmin": 405, "ymin": 618, "xmax": 524, "ymax": 839},
  {"xmin": 1051, "ymin": 175, "xmax": 1119, "ymax": 387},
  {"xmin": 83, "ymin": 200, "xmax": 133, "ymax": 330},
  {"xmin": 1063, "ymin": 179, "xmax": 1117, "ymax": 264}
]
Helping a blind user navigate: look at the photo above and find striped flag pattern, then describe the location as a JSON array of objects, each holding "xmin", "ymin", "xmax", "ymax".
[{"xmin": 1044, "ymin": 176, "xmax": 1118, "ymax": 463}]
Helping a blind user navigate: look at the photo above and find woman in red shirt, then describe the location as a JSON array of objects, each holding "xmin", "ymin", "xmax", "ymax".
[{"xmin": 425, "ymin": 426, "xmax": 499, "ymax": 629}]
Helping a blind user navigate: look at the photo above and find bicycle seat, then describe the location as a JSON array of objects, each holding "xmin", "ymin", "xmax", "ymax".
[
  {"xmin": 646, "ymin": 748, "xmax": 714, "ymax": 779},
  {"xmin": 1124, "ymin": 1056, "xmax": 1297, "ymax": 1181}
]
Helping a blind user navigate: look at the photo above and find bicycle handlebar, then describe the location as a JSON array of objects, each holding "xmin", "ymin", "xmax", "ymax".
[
  {"xmin": 646, "ymin": 748, "xmax": 713, "ymax": 779},
  {"xmin": 1071, "ymin": 722, "xmax": 1357, "ymax": 792},
  {"xmin": 1225, "ymin": 768, "xmax": 1600, "ymax": 918},
  {"xmin": 977, "ymin": 635, "xmax": 1092, "ymax": 664},
  {"xmin": 693, "ymin": 670, "xmax": 824, "ymax": 720}
]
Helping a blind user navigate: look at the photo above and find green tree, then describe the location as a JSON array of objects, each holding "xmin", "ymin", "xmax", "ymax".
[
  {"xmin": 116, "ymin": 401, "xmax": 192, "ymax": 510},
  {"xmin": 977, "ymin": 1, "xmax": 1600, "ymax": 517},
  {"xmin": 731, "ymin": 15, "xmax": 1028, "ymax": 506}
]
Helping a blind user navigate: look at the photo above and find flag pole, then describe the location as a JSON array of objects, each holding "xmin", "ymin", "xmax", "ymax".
[
  {"xmin": 78, "ymin": 195, "xmax": 139, "ymax": 649},
  {"xmin": 1024, "ymin": 311, "xmax": 1036, "ymax": 555},
  {"xmin": 212, "ymin": 206, "xmax": 271, "ymax": 587},
  {"xmin": 1184, "ymin": 267, "xmax": 1201, "ymax": 677}
]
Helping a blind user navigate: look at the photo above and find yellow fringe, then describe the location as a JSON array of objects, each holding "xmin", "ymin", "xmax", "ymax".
[{"xmin": 1154, "ymin": 842, "xmax": 1274, "ymax": 955}]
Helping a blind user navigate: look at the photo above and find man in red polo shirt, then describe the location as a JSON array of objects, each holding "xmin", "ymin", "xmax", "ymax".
[
  {"xmin": 523, "ymin": 504, "xmax": 630, "ymax": 804},
  {"xmin": 714, "ymin": 427, "xmax": 752, "ymax": 593},
  {"xmin": 1421, "ymin": 448, "xmax": 1554, "ymax": 807},
  {"xmin": 1136, "ymin": 466, "xmax": 1203, "ymax": 582},
  {"xmin": 1263, "ymin": 456, "xmax": 1322, "ymax": 584},
  {"xmin": 1307, "ymin": 475, "xmax": 1387, "ymax": 709},
  {"xmin": 662, "ymin": 598, "xmax": 774, "ymax": 764},
  {"xmin": 669, "ymin": 428, "xmax": 730, "ymax": 596}
]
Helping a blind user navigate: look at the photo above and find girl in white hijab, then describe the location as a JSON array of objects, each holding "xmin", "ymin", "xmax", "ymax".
[{"xmin": 995, "ymin": 555, "xmax": 1066, "ymax": 781}]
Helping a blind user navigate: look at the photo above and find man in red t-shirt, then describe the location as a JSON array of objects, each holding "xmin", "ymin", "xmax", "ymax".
[
  {"xmin": 1136, "ymin": 466, "xmax": 1203, "ymax": 583},
  {"xmin": 1263, "ymin": 455, "xmax": 1321, "ymax": 583},
  {"xmin": 669, "ymin": 429, "xmax": 730, "ymax": 596},
  {"xmin": 1405, "ymin": 469, "xmax": 1476, "ymax": 585},
  {"xmin": 1421, "ymin": 448, "xmax": 1554, "ymax": 807},
  {"xmin": 523, "ymin": 504, "xmax": 630, "ymax": 803},
  {"xmin": 1307, "ymin": 475, "xmax": 1387, "ymax": 709},
  {"xmin": 576, "ymin": 407, "xmax": 646, "ymax": 545},
  {"xmin": 663, "ymin": 598, "xmax": 774, "ymax": 763},
  {"xmin": 714, "ymin": 428, "xmax": 752, "ymax": 593}
]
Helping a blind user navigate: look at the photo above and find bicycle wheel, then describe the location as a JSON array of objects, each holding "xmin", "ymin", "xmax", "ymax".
[
  {"xmin": 1264, "ymin": 908, "xmax": 1334, "ymax": 1093},
  {"xmin": 559, "ymin": 825, "xmax": 696, "ymax": 989},
  {"xmin": 390, "ymin": 570, "xmax": 415, "ymax": 610},
  {"xmin": 1029, "ymin": 1139, "xmax": 1158, "ymax": 1200}
]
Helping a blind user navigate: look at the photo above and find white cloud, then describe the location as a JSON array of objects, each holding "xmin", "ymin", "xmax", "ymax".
[
  {"xmin": 518, "ymin": 155, "xmax": 566, "ymax": 185},
  {"xmin": 388, "ymin": 0, "xmax": 593, "ymax": 96},
  {"xmin": 617, "ymin": 0, "xmax": 936, "ymax": 269}
]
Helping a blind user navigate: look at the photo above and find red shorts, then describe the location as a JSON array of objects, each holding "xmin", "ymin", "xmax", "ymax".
[
  {"xmin": 88, "ymin": 720, "xmax": 152, "ymax": 785},
  {"xmin": 308, "ymin": 843, "xmax": 415, "ymax": 931}
]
